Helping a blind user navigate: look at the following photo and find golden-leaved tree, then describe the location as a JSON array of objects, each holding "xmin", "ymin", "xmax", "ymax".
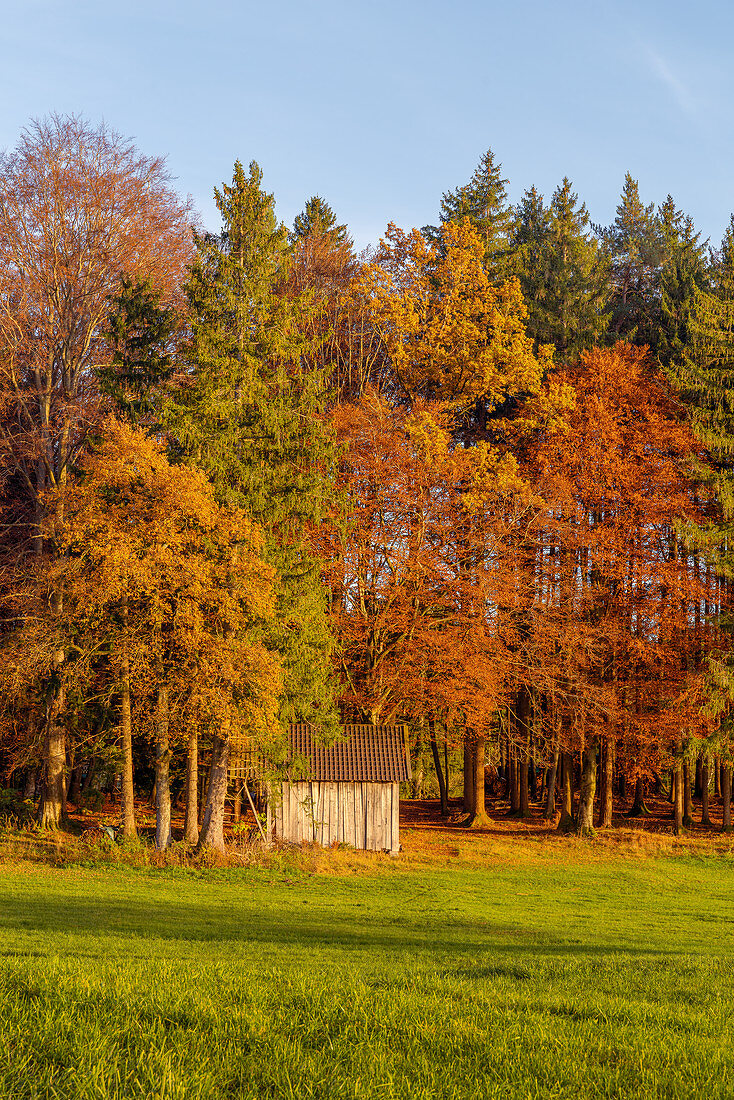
[
  {"xmin": 1, "ymin": 420, "xmax": 280, "ymax": 849},
  {"xmin": 357, "ymin": 219, "xmax": 552, "ymax": 417},
  {"xmin": 0, "ymin": 115, "xmax": 194, "ymax": 827}
]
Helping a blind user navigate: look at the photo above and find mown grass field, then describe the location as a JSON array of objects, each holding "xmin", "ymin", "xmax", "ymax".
[{"xmin": 1, "ymin": 829, "xmax": 733, "ymax": 1099}]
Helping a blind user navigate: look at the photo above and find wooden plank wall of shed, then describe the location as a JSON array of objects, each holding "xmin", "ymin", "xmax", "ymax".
[{"xmin": 274, "ymin": 781, "xmax": 399, "ymax": 851}]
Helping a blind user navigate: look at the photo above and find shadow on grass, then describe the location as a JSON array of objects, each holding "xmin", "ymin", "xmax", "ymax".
[{"xmin": 0, "ymin": 890, "xmax": 684, "ymax": 962}]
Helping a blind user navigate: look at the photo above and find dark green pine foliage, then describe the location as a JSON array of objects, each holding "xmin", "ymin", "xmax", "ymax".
[
  {"xmin": 511, "ymin": 186, "xmax": 552, "ymax": 329},
  {"xmin": 169, "ymin": 160, "xmax": 338, "ymax": 732},
  {"xmin": 292, "ymin": 195, "xmax": 350, "ymax": 247},
  {"xmin": 424, "ymin": 148, "xmax": 514, "ymax": 280},
  {"xmin": 597, "ymin": 172, "xmax": 664, "ymax": 345},
  {"xmin": 100, "ymin": 276, "xmax": 176, "ymax": 430},
  {"xmin": 669, "ymin": 219, "xmax": 734, "ymax": 513},
  {"xmin": 666, "ymin": 219, "xmax": 734, "ymax": 719},
  {"xmin": 656, "ymin": 196, "xmax": 709, "ymax": 372},
  {"xmin": 512, "ymin": 180, "xmax": 609, "ymax": 358}
]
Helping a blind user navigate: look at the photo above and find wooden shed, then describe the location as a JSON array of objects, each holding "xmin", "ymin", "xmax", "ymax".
[{"xmin": 267, "ymin": 723, "xmax": 411, "ymax": 853}]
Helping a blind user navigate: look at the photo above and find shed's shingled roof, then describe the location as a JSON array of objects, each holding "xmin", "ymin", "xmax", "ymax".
[{"xmin": 287, "ymin": 723, "xmax": 411, "ymax": 783}]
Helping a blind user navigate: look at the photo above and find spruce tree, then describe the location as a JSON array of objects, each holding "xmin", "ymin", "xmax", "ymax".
[
  {"xmin": 666, "ymin": 218, "xmax": 734, "ymax": 759},
  {"xmin": 424, "ymin": 148, "xmax": 514, "ymax": 280},
  {"xmin": 669, "ymin": 218, "xmax": 734, "ymax": 492},
  {"xmin": 292, "ymin": 195, "xmax": 350, "ymax": 247},
  {"xmin": 597, "ymin": 172, "xmax": 663, "ymax": 344},
  {"xmin": 511, "ymin": 185, "xmax": 552, "ymax": 344},
  {"xmin": 656, "ymin": 197, "xmax": 708, "ymax": 372},
  {"xmin": 546, "ymin": 178, "xmax": 610, "ymax": 357},
  {"xmin": 512, "ymin": 179, "xmax": 609, "ymax": 357},
  {"xmin": 167, "ymin": 160, "xmax": 338, "ymax": 733},
  {"xmin": 100, "ymin": 276, "xmax": 177, "ymax": 430}
]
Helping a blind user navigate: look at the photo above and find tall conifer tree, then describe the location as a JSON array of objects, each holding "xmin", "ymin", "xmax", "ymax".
[
  {"xmin": 597, "ymin": 172, "xmax": 663, "ymax": 344},
  {"xmin": 100, "ymin": 276, "xmax": 177, "ymax": 431},
  {"xmin": 511, "ymin": 186, "xmax": 552, "ymax": 344},
  {"xmin": 292, "ymin": 195, "xmax": 350, "ymax": 247},
  {"xmin": 666, "ymin": 219, "xmax": 734, "ymax": 789},
  {"xmin": 657, "ymin": 197, "xmax": 708, "ymax": 372},
  {"xmin": 168, "ymin": 161, "xmax": 338, "ymax": 734},
  {"xmin": 669, "ymin": 219, "xmax": 734, "ymax": 496},
  {"xmin": 424, "ymin": 148, "xmax": 514, "ymax": 280},
  {"xmin": 512, "ymin": 179, "xmax": 609, "ymax": 357}
]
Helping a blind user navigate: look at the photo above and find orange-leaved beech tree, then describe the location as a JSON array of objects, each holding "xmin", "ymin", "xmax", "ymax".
[
  {"xmin": 0, "ymin": 421, "xmax": 280, "ymax": 848},
  {"xmin": 321, "ymin": 392, "xmax": 538, "ymax": 825},
  {"xmin": 339, "ymin": 218, "xmax": 554, "ymax": 821},
  {"xmin": 518, "ymin": 343, "xmax": 717, "ymax": 833},
  {"xmin": 0, "ymin": 114, "xmax": 195, "ymax": 828}
]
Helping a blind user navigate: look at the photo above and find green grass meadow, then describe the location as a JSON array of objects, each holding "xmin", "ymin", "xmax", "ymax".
[{"xmin": 1, "ymin": 839, "xmax": 733, "ymax": 1099}]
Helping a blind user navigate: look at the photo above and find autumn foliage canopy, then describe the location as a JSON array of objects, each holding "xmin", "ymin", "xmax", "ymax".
[{"xmin": 0, "ymin": 120, "xmax": 731, "ymax": 843}]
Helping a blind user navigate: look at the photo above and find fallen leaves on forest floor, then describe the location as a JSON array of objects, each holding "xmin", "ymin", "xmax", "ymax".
[{"xmin": 2, "ymin": 793, "xmax": 732, "ymax": 878}]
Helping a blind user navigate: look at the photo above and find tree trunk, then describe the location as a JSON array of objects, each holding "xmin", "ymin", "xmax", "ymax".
[
  {"xmin": 516, "ymin": 688, "xmax": 531, "ymax": 817},
  {"xmin": 37, "ymin": 648, "xmax": 67, "ymax": 830},
  {"xmin": 82, "ymin": 758, "xmax": 98, "ymax": 795},
  {"xmin": 682, "ymin": 761, "xmax": 693, "ymax": 828},
  {"xmin": 694, "ymin": 754, "xmax": 703, "ymax": 799},
  {"xmin": 411, "ymin": 754, "xmax": 424, "ymax": 799},
  {"xmin": 119, "ymin": 597, "xmax": 136, "ymax": 840},
  {"xmin": 198, "ymin": 755, "xmax": 210, "ymax": 829},
  {"xmin": 198, "ymin": 729, "xmax": 231, "ymax": 852},
  {"xmin": 722, "ymin": 765, "xmax": 732, "ymax": 834},
  {"xmin": 577, "ymin": 744, "xmax": 596, "ymax": 836},
  {"xmin": 629, "ymin": 775, "xmax": 650, "ymax": 816},
  {"xmin": 154, "ymin": 686, "xmax": 171, "ymax": 849},
  {"xmin": 673, "ymin": 759, "xmax": 683, "ymax": 836},
  {"xmin": 600, "ymin": 737, "xmax": 614, "ymax": 828},
  {"xmin": 68, "ymin": 763, "xmax": 82, "ymax": 807},
  {"xmin": 429, "ymin": 719, "xmax": 449, "ymax": 817},
  {"xmin": 701, "ymin": 755, "xmax": 713, "ymax": 828},
  {"xmin": 715, "ymin": 756, "xmax": 721, "ymax": 797},
  {"xmin": 502, "ymin": 736, "xmax": 511, "ymax": 799},
  {"xmin": 510, "ymin": 747, "xmax": 520, "ymax": 813},
  {"xmin": 468, "ymin": 734, "xmax": 491, "ymax": 828},
  {"xmin": 519, "ymin": 756, "xmax": 530, "ymax": 817},
  {"xmin": 556, "ymin": 752, "xmax": 574, "ymax": 833},
  {"xmin": 463, "ymin": 737, "xmax": 474, "ymax": 813},
  {"xmin": 543, "ymin": 748, "xmax": 558, "ymax": 821},
  {"xmin": 444, "ymin": 739, "xmax": 450, "ymax": 801},
  {"xmin": 23, "ymin": 769, "xmax": 37, "ymax": 802},
  {"xmin": 61, "ymin": 743, "xmax": 71, "ymax": 820},
  {"xmin": 38, "ymin": 724, "xmax": 65, "ymax": 829},
  {"xmin": 184, "ymin": 726, "xmax": 199, "ymax": 845},
  {"xmin": 667, "ymin": 768, "xmax": 675, "ymax": 803}
]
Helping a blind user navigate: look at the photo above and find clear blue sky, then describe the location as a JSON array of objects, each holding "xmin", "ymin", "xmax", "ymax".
[{"xmin": 3, "ymin": 0, "xmax": 733, "ymax": 249}]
